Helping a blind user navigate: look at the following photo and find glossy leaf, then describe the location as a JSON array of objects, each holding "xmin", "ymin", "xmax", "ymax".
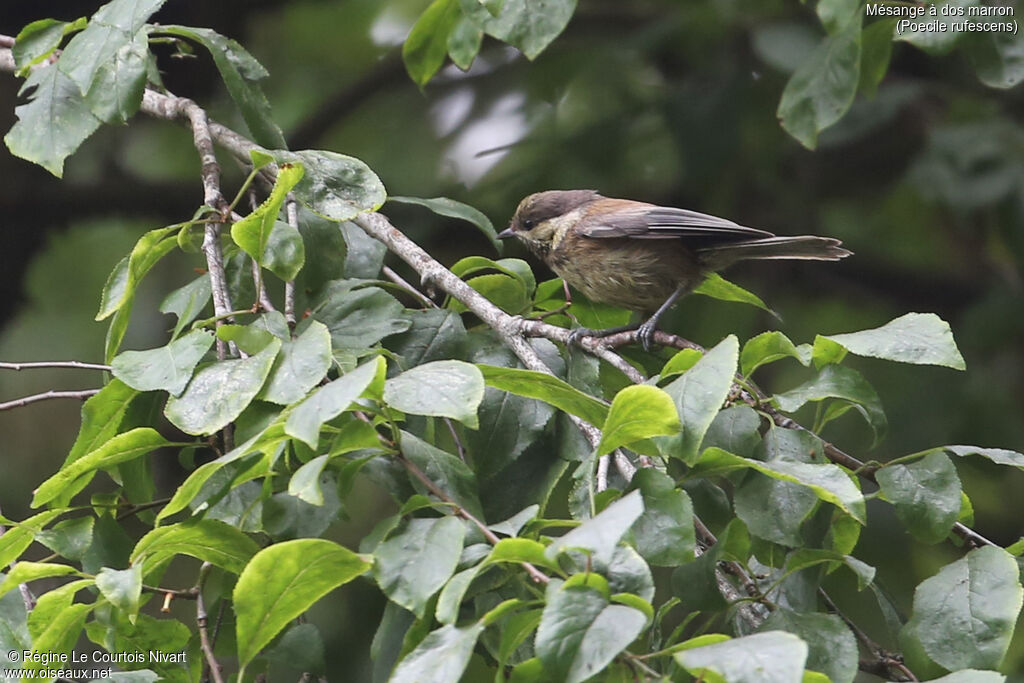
[
  {"xmin": 546, "ymin": 490, "xmax": 643, "ymax": 565},
  {"xmin": 95, "ymin": 565, "xmax": 142, "ymax": 618},
  {"xmin": 390, "ymin": 196, "xmax": 502, "ymax": 248},
  {"xmin": 131, "ymin": 519, "xmax": 260, "ymax": 575},
  {"xmin": 597, "ymin": 385, "xmax": 679, "ymax": 456},
  {"xmin": 773, "ymin": 365, "xmax": 887, "ymax": 445},
  {"xmin": 32, "ymin": 427, "xmax": 171, "ymax": 508},
  {"xmin": 234, "ymin": 539, "xmax": 371, "ymax": 666},
  {"xmin": 761, "ymin": 610, "xmax": 857, "ymax": 683},
  {"xmin": 259, "ymin": 320, "xmax": 332, "ymax": 405},
  {"xmin": 477, "ymin": 364, "xmax": 609, "ymax": 427},
  {"xmin": 402, "ymin": 432, "xmax": 484, "ymax": 519},
  {"xmin": 694, "ymin": 273, "xmax": 775, "ymax": 315},
  {"xmin": 390, "ymin": 622, "xmax": 485, "ymax": 683},
  {"xmin": 312, "ymin": 281, "xmax": 410, "ymax": 350},
  {"xmin": 273, "ymin": 150, "xmax": 386, "ymax": 222},
  {"xmin": 402, "ymin": 0, "xmax": 461, "ymax": 86},
  {"xmin": 741, "ymin": 331, "xmax": 811, "ymax": 377},
  {"xmin": 285, "ymin": 357, "xmax": 384, "ymax": 449},
  {"xmin": 231, "ymin": 163, "xmax": 304, "ymax": 269},
  {"xmin": 895, "ymin": 0, "xmax": 979, "ymax": 56},
  {"xmin": 458, "ymin": 0, "xmax": 577, "ymax": 60},
  {"xmin": 12, "ymin": 19, "xmax": 85, "ymax": 71},
  {"xmin": 629, "ymin": 469, "xmax": 695, "ymax": 566}
]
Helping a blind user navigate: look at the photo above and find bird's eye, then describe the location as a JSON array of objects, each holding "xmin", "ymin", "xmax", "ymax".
[{"xmin": 522, "ymin": 219, "xmax": 535, "ymax": 230}]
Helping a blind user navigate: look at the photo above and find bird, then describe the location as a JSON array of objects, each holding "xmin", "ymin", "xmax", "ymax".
[{"xmin": 497, "ymin": 190, "xmax": 851, "ymax": 350}]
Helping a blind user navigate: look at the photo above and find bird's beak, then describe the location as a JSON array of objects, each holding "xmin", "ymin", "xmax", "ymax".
[{"xmin": 497, "ymin": 227, "xmax": 516, "ymax": 240}]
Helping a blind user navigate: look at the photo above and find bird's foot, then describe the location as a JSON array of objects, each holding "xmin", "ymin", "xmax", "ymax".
[
  {"xmin": 636, "ymin": 319, "xmax": 660, "ymax": 352},
  {"xmin": 566, "ymin": 323, "xmax": 640, "ymax": 348}
]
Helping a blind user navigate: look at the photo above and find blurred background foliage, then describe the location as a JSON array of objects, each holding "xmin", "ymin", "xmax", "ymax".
[{"xmin": 1, "ymin": 0, "xmax": 1023, "ymax": 678}]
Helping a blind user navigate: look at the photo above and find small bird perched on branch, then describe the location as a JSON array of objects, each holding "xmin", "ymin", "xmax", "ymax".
[{"xmin": 498, "ymin": 190, "xmax": 852, "ymax": 350}]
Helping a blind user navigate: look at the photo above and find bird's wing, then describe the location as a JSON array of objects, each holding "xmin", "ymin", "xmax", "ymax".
[{"xmin": 579, "ymin": 203, "xmax": 774, "ymax": 241}]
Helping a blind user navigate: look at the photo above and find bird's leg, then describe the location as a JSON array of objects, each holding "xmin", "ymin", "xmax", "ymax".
[{"xmin": 635, "ymin": 285, "xmax": 686, "ymax": 351}]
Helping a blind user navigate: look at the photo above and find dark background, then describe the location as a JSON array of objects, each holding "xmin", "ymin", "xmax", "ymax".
[{"xmin": 1, "ymin": 0, "xmax": 1023, "ymax": 679}]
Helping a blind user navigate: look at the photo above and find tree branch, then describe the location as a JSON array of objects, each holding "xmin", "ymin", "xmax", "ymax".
[{"xmin": 0, "ymin": 389, "xmax": 100, "ymax": 411}]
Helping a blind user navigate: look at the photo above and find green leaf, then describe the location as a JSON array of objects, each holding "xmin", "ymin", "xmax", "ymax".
[
  {"xmin": 4, "ymin": 62, "xmax": 101, "ymax": 177},
  {"xmin": 273, "ymin": 150, "xmax": 387, "ymax": 222},
  {"xmin": 944, "ymin": 445, "xmax": 1024, "ymax": 470},
  {"xmin": 675, "ymin": 631, "xmax": 809, "ymax": 683},
  {"xmin": 773, "ymin": 365, "xmax": 887, "ymax": 445},
  {"xmin": 95, "ymin": 565, "xmax": 142, "ymax": 618},
  {"xmin": 661, "ymin": 335, "xmax": 739, "ymax": 464},
  {"xmin": 158, "ymin": 25, "xmax": 286, "ymax": 149},
  {"xmin": 164, "ymin": 340, "xmax": 281, "ymax": 435},
  {"xmin": 660, "ymin": 348, "xmax": 703, "ymax": 380},
  {"xmin": 902, "ymin": 546, "xmax": 1022, "ymax": 670},
  {"xmin": 385, "ymin": 360, "xmax": 485, "ymax": 429},
  {"xmin": 32, "ymin": 427, "xmax": 171, "ymax": 508},
  {"xmin": 628, "ymin": 469, "xmax": 695, "ymax": 566},
  {"xmin": 285, "ymin": 357, "xmax": 384, "ymax": 449},
  {"xmin": 64, "ymin": 379, "xmax": 140, "ymax": 466},
  {"xmin": 741, "ymin": 331, "xmax": 811, "ymax": 377},
  {"xmin": 968, "ymin": 30, "xmax": 1024, "ymax": 89},
  {"xmin": 597, "ymin": 385, "xmax": 679, "ymax": 456},
  {"xmin": 57, "ymin": 0, "xmax": 164, "ymax": 93},
  {"xmin": 535, "ymin": 580, "xmax": 647, "ymax": 683},
  {"xmin": 13, "ymin": 18, "xmax": 86, "ymax": 72},
  {"xmin": 485, "ymin": 538, "xmax": 560, "ymax": 572},
  {"xmin": 784, "ymin": 549, "xmax": 875, "ymax": 590},
  {"xmin": 447, "ymin": 16, "xmax": 484, "ymax": 70},
  {"xmin": 288, "ymin": 454, "xmax": 330, "ymax": 505},
  {"xmin": 111, "ymin": 330, "xmax": 215, "ymax": 396},
  {"xmin": 778, "ymin": 18, "xmax": 862, "ymax": 149},
  {"xmin": 734, "ymin": 470, "xmax": 818, "ymax": 547},
  {"xmin": 234, "ymin": 539, "xmax": 371, "ymax": 666},
  {"xmin": 160, "ymin": 275, "xmax": 212, "ymax": 340},
  {"xmin": 459, "ymin": 0, "xmax": 577, "ymax": 60},
  {"xmin": 924, "ymin": 672, "xmax": 1008, "ymax": 683},
  {"xmin": 478, "ymin": 364, "xmax": 608, "ymax": 428},
  {"xmin": 387, "ymin": 309, "xmax": 468, "ymax": 368},
  {"xmin": 894, "ymin": 0, "xmax": 980, "ymax": 56},
  {"xmin": 390, "ymin": 196, "xmax": 500, "ymax": 251},
  {"xmin": 390, "ymin": 622, "xmax": 485, "ymax": 683},
  {"xmin": 259, "ymin": 320, "xmax": 332, "ymax": 405},
  {"xmin": 546, "ymin": 490, "xmax": 643, "ymax": 565},
  {"xmin": 693, "ymin": 448, "xmax": 867, "ymax": 524},
  {"xmin": 84, "ymin": 27, "xmax": 148, "ymax": 123},
  {"xmin": 0, "ymin": 562, "xmax": 78, "ymax": 600},
  {"xmin": 231, "ymin": 163, "xmax": 305, "ymax": 268},
  {"xmin": 0, "ymin": 510, "xmax": 63, "ymax": 569},
  {"xmin": 817, "ymin": 0, "xmax": 863, "ymax": 34},
  {"xmin": 694, "ymin": 273, "xmax": 775, "ymax": 315},
  {"xmin": 822, "ymin": 312, "xmax": 966, "ymax": 370},
  {"xmin": 877, "ymin": 451, "xmax": 961, "ymax": 544},
  {"xmin": 859, "ymin": 18, "xmax": 897, "ymax": 97},
  {"xmin": 28, "ymin": 578, "xmax": 92, "ymax": 641},
  {"xmin": 373, "ymin": 516, "xmax": 465, "ymax": 618},
  {"xmin": 403, "ymin": 0, "xmax": 462, "ymax": 86},
  {"xmin": 36, "ymin": 517, "xmax": 94, "ymax": 562},
  {"xmin": 312, "ymin": 281, "xmax": 410, "ymax": 349},
  {"xmin": 131, "ymin": 519, "xmax": 261, "ymax": 575},
  {"xmin": 262, "ymin": 219, "xmax": 306, "ymax": 282},
  {"xmin": 402, "ymin": 432, "xmax": 484, "ymax": 519},
  {"xmin": 26, "ymin": 603, "xmax": 92, "ymax": 673},
  {"xmin": 761, "ymin": 610, "xmax": 857, "ymax": 683}
]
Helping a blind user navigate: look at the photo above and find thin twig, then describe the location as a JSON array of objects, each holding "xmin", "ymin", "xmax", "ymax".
[
  {"xmin": 285, "ymin": 198, "xmax": 299, "ymax": 326},
  {"xmin": 196, "ymin": 562, "xmax": 225, "ymax": 683},
  {"xmin": 0, "ymin": 360, "xmax": 111, "ymax": 372},
  {"xmin": 383, "ymin": 265, "xmax": 437, "ymax": 308},
  {"xmin": 0, "ymin": 389, "xmax": 100, "ymax": 411}
]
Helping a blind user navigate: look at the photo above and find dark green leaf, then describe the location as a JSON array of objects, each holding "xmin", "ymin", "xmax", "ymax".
[
  {"xmin": 259, "ymin": 320, "xmax": 332, "ymax": 405},
  {"xmin": 402, "ymin": 0, "xmax": 462, "ymax": 86},
  {"xmin": 734, "ymin": 471, "xmax": 818, "ymax": 546},
  {"xmin": 822, "ymin": 312, "xmax": 966, "ymax": 370},
  {"xmin": 84, "ymin": 28, "xmax": 147, "ymax": 123},
  {"xmin": 312, "ymin": 281, "xmax": 410, "ymax": 350},
  {"xmin": 13, "ymin": 19, "xmax": 85, "ymax": 71},
  {"xmin": 447, "ymin": 16, "xmax": 484, "ymax": 71},
  {"xmin": 160, "ymin": 275, "xmax": 212, "ymax": 340},
  {"xmin": 64, "ymin": 379, "xmax": 139, "ymax": 467},
  {"xmin": 95, "ymin": 565, "xmax": 142, "ymax": 617},
  {"xmin": 373, "ymin": 516, "xmax": 465, "ymax": 618},
  {"xmin": 693, "ymin": 447, "xmax": 867, "ymax": 524},
  {"xmin": 702, "ymin": 405, "xmax": 762, "ymax": 459},
  {"xmin": 877, "ymin": 451, "xmax": 961, "ymax": 544},
  {"xmin": 773, "ymin": 365, "xmax": 887, "ymax": 445},
  {"xmin": 661, "ymin": 335, "xmax": 738, "ymax": 464},
  {"xmin": 164, "ymin": 340, "xmax": 281, "ymax": 435},
  {"xmin": 535, "ymin": 579, "xmax": 647, "ymax": 683},
  {"xmin": 546, "ymin": 490, "xmax": 643, "ymax": 565},
  {"xmin": 131, "ymin": 518, "xmax": 260, "ymax": 575},
  {"xmin": 273, "ymin": 150, "xmax": 386, "ymax": 222},
  {"xmin": 111, "ymin": 330, "xmax": 215, "ymax": 396},
  {"xmin": 262, "ymin": 219, "xmax": 306, "ymax": 282},
  {"xmin": 675, "ymin": 631, "xmax": 808, "ymax": 683},
  {"xmin": 4, "ymin": 63, "xmax": 101, "ymax": 177},
  {"xmin": 387, "ymin": 309, "xmax": 468, "ymax": 368},
  {"xmin": 158, "ymin": 25, "xmax": 286, "ymax": 148},
  {"xmin": 26, "ymin": 604, "xmax": 91, "ymax": 673},
  {"xmin": 894, "ymin": 0, "xmax": 980, "ymax": 56},
  {"xmin": 859, "ymin": 18, "xmax": 897, "ymax": 97},
  {"xmin": 402, "ymin": 431, "xmax": 484, "ymax": 519},
  {"xmin": 778, "ymin": 19, "xmax": 862, "ymax": 149},
  {"xmin": 32, "ymin": 427, "xmax": 171, "ymax": 508},
  {"xmin": 234, "ymin": 539, "xmax": 371, "ymax": 666},
  {"xmin": 761, "ymin": 610, "xmax": 857, "ymax": 683},
  {"xmin": 945, "ymin": 444, "xmax": 1024, "ymax": 470},
  {"xmin": 391, "ymin": 196, "xmax": 500, "ymax": 250},
  {"xmin": 385, "ymin": 360, "xmax": 485, "ymax": 429},
  {"xmin": 597, "ymin": 385, "xmax": 679, "ymax": 456},
  {"xmin": 36, "ymin": 517, "xmax": 94, "ymax": 562},
  {"xmin": 902, "ymin": 546, "xmax": 1022, "ymax": 670},
  {"xmin": 628, "ymin": 469, "xmax": 694, "ymax": 566},
  {"xmin": 968, "ymin": 30, "xmax": 1024, "ymax": 89}
]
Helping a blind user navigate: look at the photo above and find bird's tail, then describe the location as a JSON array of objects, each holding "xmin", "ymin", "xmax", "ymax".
[{"xmin": 698, "ymin": 236, "xmax": 851, "ymax": 270}]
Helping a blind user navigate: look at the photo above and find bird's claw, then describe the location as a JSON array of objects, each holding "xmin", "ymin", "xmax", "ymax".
[
  {"xmin": 566, "ymin": 327, "xmax": 594, "ymax": 347},
  {"xmin": 637, "ymin": 320, "xmax": 658, "ymax": 352}
]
